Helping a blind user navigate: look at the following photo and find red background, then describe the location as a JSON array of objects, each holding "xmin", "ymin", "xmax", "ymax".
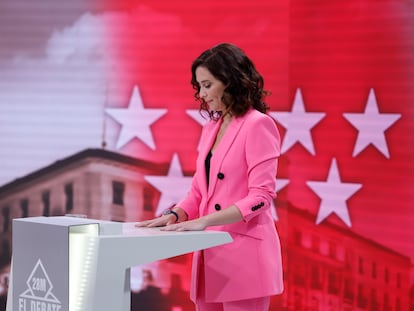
[{"xmin": 0, "ymin": 0, "xmax": 413, "ymax": 310}]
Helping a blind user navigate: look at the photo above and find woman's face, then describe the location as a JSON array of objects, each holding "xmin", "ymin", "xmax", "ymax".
[{"xmin": 195, "ymin": 66, "xmax": 226, "ymax": 112}]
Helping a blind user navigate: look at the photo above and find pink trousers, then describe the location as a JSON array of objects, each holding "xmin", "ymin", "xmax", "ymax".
[{"xmin": 196, "ymin": 296, "xmax": 270, "ymax": 311}]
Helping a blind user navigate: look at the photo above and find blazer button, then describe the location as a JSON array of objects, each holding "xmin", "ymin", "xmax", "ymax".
[
  {"xmin": 215, "ymin": 204, "xmax": 221, "ymax": 211},
  {"xmin": 217, "ymin": 172, "xmax": 225, "ymax": 180}
]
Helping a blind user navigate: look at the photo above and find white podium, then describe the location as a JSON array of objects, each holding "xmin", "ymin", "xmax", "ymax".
[{"xmin": 6, "ymin": 216, "xmax": 232, "ymax": 311}]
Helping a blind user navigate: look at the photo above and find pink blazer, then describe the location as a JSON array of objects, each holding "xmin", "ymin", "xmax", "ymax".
[{"xmin": 178, "ymin": 108, "xmax": 284, "ymax": 303}]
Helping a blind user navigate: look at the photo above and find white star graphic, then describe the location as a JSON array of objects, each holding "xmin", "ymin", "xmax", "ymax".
[
  {"xmin": 343, "ymin": 88, "xmax": 401, "ymax": 158},
  {"xmin": 145, "ymin": 153, "xmax": 193, "ymax": 216},
  {"xmin": 186, "ymin": 109, "xmax": 206, "ymax": 126},
  {"xmin": 276, "ymin": 178, "xmax": 289, "ymax": 194},
  {"xmin": 105, "ymin": 86, "xmax": 167, "ymax": 149},
  {"xmin": 186, "ymin": 109, "xmax": 207, "ymax": 150},
  {"xmin": 271, "ymin": 178, "xmax": 289, "ymax": 221},
  {"xmin": 306, "ymin": 158, "xmax": 362, "ymax": 227},
  {"xmin": 270, "ymin": 88, "xmax": 326, "ymax": 155}
]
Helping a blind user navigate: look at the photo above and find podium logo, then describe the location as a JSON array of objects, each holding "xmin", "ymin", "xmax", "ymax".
[{"xmin": 18, "ymin": 259, "xmax": 62, "ymax": 311}]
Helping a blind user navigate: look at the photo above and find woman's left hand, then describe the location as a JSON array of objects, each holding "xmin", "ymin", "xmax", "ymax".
[{"xmin": 161, "ymin": 218, "xmax": 208, "ymax": 231}]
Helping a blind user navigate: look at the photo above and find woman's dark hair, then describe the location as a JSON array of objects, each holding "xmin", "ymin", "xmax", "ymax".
[{"xmin": 191, "ymin": 43, "xmax": 270, "ymax": 119}]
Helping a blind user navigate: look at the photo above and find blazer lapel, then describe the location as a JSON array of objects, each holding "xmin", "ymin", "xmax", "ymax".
[
  {"xmin": 207, "ymin": 115, "xmax": 247, "ymax": 198},
  {"xmin": 197, "ymin": 119, "xmax": 222, "ymax": 196}
]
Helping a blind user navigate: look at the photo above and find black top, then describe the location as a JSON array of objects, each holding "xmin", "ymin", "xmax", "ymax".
[{"xmin": 205, "ymin": 150, "xmax": 213, "ymax": 187}]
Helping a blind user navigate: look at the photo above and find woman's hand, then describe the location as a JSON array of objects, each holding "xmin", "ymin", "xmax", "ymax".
[
  {"xmin": 135, "ymin": 214, "xmax": 176, "ymax": 228},
  {"xmin": 161, "ymin": 218, "xmax": 208, "ymax": 231}
]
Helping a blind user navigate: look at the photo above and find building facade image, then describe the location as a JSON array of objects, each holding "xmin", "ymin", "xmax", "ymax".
[
  {"xmin": 0, "ymin": 148, "xmax": 196, "ymax": 311},
  {"xmin": 0, "ymin": 148, "xmax": 413, "ymax": 311},
  {"xmin": 275, "ymin": 202, "xmax": 413, "ymax": 311}
]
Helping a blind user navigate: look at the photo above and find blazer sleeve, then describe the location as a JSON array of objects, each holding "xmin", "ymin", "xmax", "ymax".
[
  {"xmin": 234, "ymin": 113, "xmax": 281, "ymax": 222},
  {"xmin": 176, "ymin": 170, "xmax": 202, "ymax": 220}
]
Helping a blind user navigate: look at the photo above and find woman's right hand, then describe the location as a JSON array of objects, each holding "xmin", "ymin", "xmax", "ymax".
[{"xmin": 135, "ymin": 214, "xmax": 177, "ymax": 228}]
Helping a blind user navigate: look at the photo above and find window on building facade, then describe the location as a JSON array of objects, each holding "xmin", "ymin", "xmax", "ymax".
[
  {"xmin": 42, "ymin": 190, "xmax": 50, "ymax": 216},
  {"xmin": 345, "ymin": 252, "xmax": 352, "ymax": 270},
  {"xmin": 312, "ymin": 235, "xmax": 320, "ymax": 253},
  {"xmin": 2, "ymin": 207, "xmax": 10, "ymax": 232},
  {"xmin": 370, "ymin": 288, "xmax": 379, "ymax": 311},
  {"xmin": 358, "ymin": 256, "xmax": 364, "ymax": 275},
  {"xmin": 371, "ymin": 261, "xmax": 377, "ymax": 279},
  {"xmin": 320, "ymin": 239, "xmax": 329, "ymax": 256},
  {"xmin": 383, "ymin": 293, "xmax": 391, "ymax": 311},
  {"xmin": 329, "ymin": 241, "xmax": 336, "ymax": 259},
  {"xmin": 20, "ymin": 198, "xmax": 29, "ymax": 217},
  {"xmin": 357, "ymin": 283, "xmax": 367, "ymax": 308},
  {"xmin": 395, "ymin": 297, "xmax": 401, "ymax": 311},
  {"xmin": 310, "ymin": 264, "xmax": 323, "ymax": 289},
  {"xmin": 336, "ymin": 244, "xmax": 345, "ymax": 262},
  {"xmin": 65, "ymin": 183, "xmax": 74, "ymax": 212},
  {"xmin": 384, "ymin": 267, "xmax": 389, "ymax": 284},
  {"xmin": 328, "ymin": 270, "xmax": 340, "ymax": 295},
  {"xmin": 112, "ymin": 181, "xmax": 125, "ymax": 206},
  {"xmin": 344, "ymin": 279, "xmax": 354, "ymax": 303},
  {"xmin": 293, "ymin": 264, "xmax": 306, "ymax": 286},
  {"xmin": 396, "ymin": 272, "xmax": 401, "ymax": 289},
  {"xmin": 302, "ymin": 232, "xmax": 312, "ymax": 249}
]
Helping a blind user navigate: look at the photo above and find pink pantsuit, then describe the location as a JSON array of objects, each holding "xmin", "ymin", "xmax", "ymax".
[{"xmin": 178, "ymin": 109, "xmax": 284, "ymax": 303}]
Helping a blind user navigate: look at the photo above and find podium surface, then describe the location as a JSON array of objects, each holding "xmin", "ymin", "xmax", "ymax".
[{"xmin": 6, "ymin": 216, "xmax": 232, "ymax": 311}]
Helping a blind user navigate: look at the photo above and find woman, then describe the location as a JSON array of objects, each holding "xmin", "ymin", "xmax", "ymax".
[{"xmin": 136, "ymin": 43, "xmax": 283, "ymax": 311}]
